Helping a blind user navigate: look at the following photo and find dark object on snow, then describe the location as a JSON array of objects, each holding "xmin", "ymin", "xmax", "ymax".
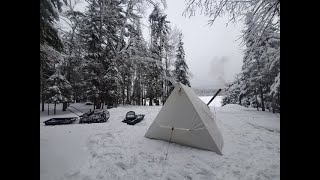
[
  {"xmin": 154, "ymin": 99, "xmax": 160, "ymax": 106},
  {"xmin": 62, "ymin": 102, "xmax": 68, "ymax": 111},
  {"xmin": 85, "ymin": 102, "xmax": 94, "ymax": 105},
  {"xmin": 122, "ymin": 111, "xmax": 145, "ymax": 125},
  {"xmin": 124, "ymin": 111, "xmax": 136, "ymax": 120},
  {"xmin": 127, "ymin": 115, "xmax": 145, "ymax": 125},
  {"xmin": 44, "ymin": 117, "xmax": 77, "ymax": 126},
  {"xmin": 79, "ymin": 109, "xmax": 110, "ymax": 124},
  {"xmin": 207, "ymin": 89, "xmax": 222, "ymax": 106}
]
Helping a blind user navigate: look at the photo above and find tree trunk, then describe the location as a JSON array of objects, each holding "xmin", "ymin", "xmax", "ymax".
[
  {"xmin": 137, "ymin": 89, "xmax": 140, "ymax": 105},
  {"xmin": 161, "ymin": 81, "xmax": 165, "ymax": 105},
  {"xmin": 255, "ymin": 89, "xmax": 259, "ymax": 111},
  {"xmin": 136, "ymin": 87, "xmax": 140, "ymax": 105},
  {"xmin": 40, "ymin": 61, "xmax": 45, "ymax": 112},
  {"xmin": 122, "ymin": 86, "xmax": 125, "ymax": 105},
  {"xmin": 272, "ymin": 98, "xmax": 276, "ymax": 113},
  {"xmin": 239, "ymin": 94, "xmax": 242, "ymax": 105},
  {"xmin": 137, "ymin": 76, "xmax": 141, "ymax": 105},
  {"xmin": 126, "ymin": 81, "xmax": 130, "ymax": 104},
  {"xmin": 272, "ymin": 102, "xmax": 276, "ymax": 113},
  {"xmin": 62, "ymin": 102, "xmax": 67, "ymax": 111},
  {"xmin": 149, "ymin": 95, "xmax": 153, "ymax": 106},
  {"xmin": 96, "ymin": 98, "xmax": 101, "ymax": 109},
  {"xmin": 161, "ymin": 73, "xmax": 165, "ymax": 105},
  {"xmin": 163, "ymin": 54, "xmax": 169, "ymax": 105},
  {"xmin": 142, "ymin": 84, "xmax": 145, "ymax": 106},
  {"xmin": 54, "ymin": 102, "xmax": 56, "ymax": 115},
  {"xmin": 67, "ymin": 64, "xmax": 71, "ymax": 82},
  {"xmin": 101, "ymin": 98, "xmax": 104, "ymax": 109},
  {"xmin": 259, "ymin": 86, "xmax": 265, "ymax": 111},
  {"xmin": 48, "ymin": 103, "xmax": 50, "ymax": 115},
  {"xmin": 144, "ymin": 85, "xmax": 147, "ymax": 106},
  {"xmin": 42, "ymin": 98, "xmax": 45, "ymax": 112},
  {"xmin": 142, "ymin": 90, "xmax": 144, "ymax": 106}
]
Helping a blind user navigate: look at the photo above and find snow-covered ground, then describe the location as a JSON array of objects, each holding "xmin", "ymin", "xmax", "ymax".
[
  {"xmin": 199, "ymin": 95, "xmax": 223, "ymax": 107},
  {"xmin": 40, "ymin": 97, "xmax": 280, "ymax": 180}
]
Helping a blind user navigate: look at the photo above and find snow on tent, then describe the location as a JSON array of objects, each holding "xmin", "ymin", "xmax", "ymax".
[{"xmin": 144, "ymin": 83, "xmax": 224, "ymax": 155}]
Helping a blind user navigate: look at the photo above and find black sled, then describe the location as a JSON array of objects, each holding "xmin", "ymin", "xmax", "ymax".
[
  {"xmin": 122, "ymin": 111, "xmax": 145, "ymax": 125},
  {"xmin": 44, "ymin": 117, "xmax": 77, "ymax": 126}
]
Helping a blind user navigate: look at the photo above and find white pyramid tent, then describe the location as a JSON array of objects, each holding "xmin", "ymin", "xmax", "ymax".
[{"xmin": 144, "ymin": 83, "xmax": 224, "ymax": 155}]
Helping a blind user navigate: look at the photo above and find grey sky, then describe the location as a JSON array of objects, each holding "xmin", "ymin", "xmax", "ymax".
[
  {"xmin": 60, "ymin": 0, "xmax": 244, "ymax": 89},
  {"xmin": 161, "ymin": 0, "xmax": 244, "ymax": 89},
  {"xmin": 140, "ymin": 1, "xmax": 244, "ymax": 89}
]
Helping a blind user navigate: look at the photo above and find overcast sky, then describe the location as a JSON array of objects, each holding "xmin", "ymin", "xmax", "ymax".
[
  {"xmin": 155, "ymin": 0, "xmax": 244, "ymax": 89},
  {"xmin": 61, "ymin": 0, "xmax": 244, "ymax": 89},
  {"xmin": 142, "ymin": 1, "xmax": 245, "ymax": 89}
]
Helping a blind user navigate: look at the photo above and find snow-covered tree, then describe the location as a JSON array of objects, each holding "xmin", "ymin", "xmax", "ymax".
[
  {"xmin": 45, "ymin": 68, "xmax": 73, "ymax": 113},
  {"xmin": 58, "ymin": 0, "xmax": 87, "ymax": 103},
  {"xmin": 40, "ymin": 0, "xmax": 174, "ymax": 109},
  {"xmin": 161, "ymin": 26, "xmax": 181, "ymax": 102},
  {"xmin": 126, "ymin": 19, "xmax": 149, "ymax": 105},
  {"xmin": 269, "ymin": 72, "xmax": 280, "ymax": 112},
  {"xmin": 104, "ymin": 60, "xmax": 122, "ymax": 107},
  {"xmin": 184, "ymin": 0, "xmax": 280, "ymax": 51},
  {"xmin": 223, "ymin": 12, "xmax": 280, "ymax": 113},
  {"xmin": 222, "ymin": 78, "xmax": 240, "ymax": 106},
  {"xmin": 40, "ymin": 0, "xmax": 65, "ymax": 111},
  {"xmin": 174, "ymin": 33, "xmax": 190, "ymax": 87},
  {"xmin": 77, "ymin": 0, "xmax": 126, "ymax": 108},
  {"xmin": 146, "ymin": 4, "xmax": 170, "ymax": 105},
  {"xmin": 40, "ymin": 0, "xmax": 64, "ymax": 53}
]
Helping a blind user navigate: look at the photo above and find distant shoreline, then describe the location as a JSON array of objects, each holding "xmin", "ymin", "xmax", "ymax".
[{"xmin": 193, "ymin": 88, "xmax": 225, "ymax": 96}]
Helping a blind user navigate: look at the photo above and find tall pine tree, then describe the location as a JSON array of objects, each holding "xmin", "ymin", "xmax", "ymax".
[
  {"xmin": 147, "ymin": 5, "xmax": 170, "ymax": 105},
  {"xmin": 174, "ymin": 33, "xmax": 190, "ymax": 87},
  {"xmin": 40, "ymin": 0, "xmax": 65, "ymax": 111},
  {"xmin": 222, "ymin": 12, "xmax": 280, "ymax": 113}
]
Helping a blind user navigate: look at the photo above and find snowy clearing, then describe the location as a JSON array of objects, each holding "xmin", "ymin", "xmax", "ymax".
[
  {"xmin": 40, "ymin": 97, "xmax": 279, "ymax": 180},
  {"xmin": 199, "ymin": 96, "xmax": 223, "ymax": 107}
]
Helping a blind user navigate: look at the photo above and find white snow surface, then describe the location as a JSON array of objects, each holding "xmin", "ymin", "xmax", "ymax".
[
  {"xmin": 40, "ymin": 97, "xmax": 280, "ymax": 180},
  {"xmin": 199, "ymin": 95, "xmax": 223, "ymax": 107}
]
